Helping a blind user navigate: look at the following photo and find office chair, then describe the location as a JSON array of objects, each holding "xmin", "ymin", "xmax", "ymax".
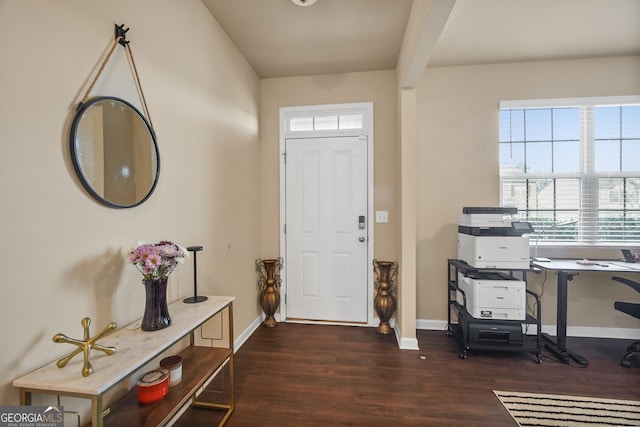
[{"xmin": 612, "ymin": 276, "xmax": 640, "ymax": 368}]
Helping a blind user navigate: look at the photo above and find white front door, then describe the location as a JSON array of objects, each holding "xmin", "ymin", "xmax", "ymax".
[{"xmin": 285, "ymin": 136, "xmax": 369, "ymax": 322}]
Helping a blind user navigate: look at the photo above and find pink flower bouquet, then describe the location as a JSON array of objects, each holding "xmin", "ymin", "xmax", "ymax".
[{"xmin": 128, "ymin": 241, "xmax": 188, "ymax": 281}]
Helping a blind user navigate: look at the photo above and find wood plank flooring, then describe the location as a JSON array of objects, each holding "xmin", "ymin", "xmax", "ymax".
[{"xmin": 175, "ymin": 323, "xmax": 640, "ymax": 426}]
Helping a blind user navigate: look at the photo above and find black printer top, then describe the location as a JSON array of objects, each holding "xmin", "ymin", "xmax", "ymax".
[{"xmin": 462, "ymin": 207, "xmax": 518, "ymax": 215}]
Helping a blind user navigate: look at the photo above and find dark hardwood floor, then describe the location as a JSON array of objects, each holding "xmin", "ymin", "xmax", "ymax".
[{"xmin": 175, "ymin": 323, "xmax": 640, "ymax": 426}]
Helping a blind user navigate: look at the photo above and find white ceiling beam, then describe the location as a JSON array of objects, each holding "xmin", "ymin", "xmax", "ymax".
[{"xmin": 397, "ymin": 0, "xmax": 456, "ymax": 89}]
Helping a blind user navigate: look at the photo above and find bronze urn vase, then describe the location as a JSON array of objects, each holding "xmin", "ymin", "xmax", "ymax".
[
  {"xmin": 256, "ymin": 258, "xmax": 283, "ymax": 328},
  {"xmin": 373, "ymin": 259, "xmax": 398, "ymax": 334}
]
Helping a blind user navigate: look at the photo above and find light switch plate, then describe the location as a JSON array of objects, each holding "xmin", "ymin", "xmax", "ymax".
[{"xmin": 375, "ymin": 210, "xmax": 388, "ymax": 223}]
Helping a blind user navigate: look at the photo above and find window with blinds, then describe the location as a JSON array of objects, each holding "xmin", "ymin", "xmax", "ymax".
[{"xmin": 499, "ymin": 96, "xmax": 640, "ymax": 245}]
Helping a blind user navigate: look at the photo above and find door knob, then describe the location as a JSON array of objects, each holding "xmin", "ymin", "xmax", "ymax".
[{"xmin": 358, "ymin": 236, "xmax": 366, "ymax": 242}]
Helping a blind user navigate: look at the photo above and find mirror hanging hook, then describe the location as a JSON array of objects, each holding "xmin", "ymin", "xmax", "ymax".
[
  {"xmin": 115, "ymin": 24, "xmax": 130, "ymax": 46},
  {"xmin": 78, "ymin": 24, "xmax": 128, "ymax": 105},
  {"xmin": 78, "ymin": 23, "xmax": 154, "ymax": 130}
]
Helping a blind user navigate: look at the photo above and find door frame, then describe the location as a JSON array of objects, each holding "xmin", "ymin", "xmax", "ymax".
[{"xmin": 279, "ymin": 102, "xmax": 374, "ymax": 326}]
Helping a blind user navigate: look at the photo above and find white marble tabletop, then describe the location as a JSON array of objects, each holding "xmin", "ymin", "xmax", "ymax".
[{"xmin": 13, "ymin": 295, "xmax": 234, "ymax": 396}]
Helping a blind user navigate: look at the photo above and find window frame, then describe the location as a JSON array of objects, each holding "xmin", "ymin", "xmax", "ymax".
[{"xmin": 499, "ymin": 95, "xmax": 640, "ymax": 247}]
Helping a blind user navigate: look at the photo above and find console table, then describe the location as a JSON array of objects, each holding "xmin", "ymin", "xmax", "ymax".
[{"xmin": 13, "ymin": 296, "xmax": 235, "ymax": 427}]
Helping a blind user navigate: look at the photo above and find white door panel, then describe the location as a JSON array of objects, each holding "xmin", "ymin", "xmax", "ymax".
[{"xmin": 285, "ymin": 136, "xmax": 368, "ymax": 322}]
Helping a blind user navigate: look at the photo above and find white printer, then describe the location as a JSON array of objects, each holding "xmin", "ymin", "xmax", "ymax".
[
  {"xmin": 457, "ymin": 207, "xmax": 533, "ymax": 269},
  {"xmin": 456, "ymin": 272, "xmax": 526, "ymax": 320}
]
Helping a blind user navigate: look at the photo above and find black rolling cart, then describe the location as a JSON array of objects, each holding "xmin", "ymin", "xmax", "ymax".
[{"xmin": 446, "ymin": 259, "xmax": 543, "ymax": 363}]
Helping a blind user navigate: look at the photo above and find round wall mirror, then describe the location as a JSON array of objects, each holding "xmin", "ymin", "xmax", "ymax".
[{"xmin": 70, "ymin": 96, "xmax": 160, "ymax": 208}]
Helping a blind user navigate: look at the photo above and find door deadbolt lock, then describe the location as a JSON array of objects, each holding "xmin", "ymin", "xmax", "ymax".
[{"xmin": 358, "ymin": 215, "xmax": 366, "ymax": 230}]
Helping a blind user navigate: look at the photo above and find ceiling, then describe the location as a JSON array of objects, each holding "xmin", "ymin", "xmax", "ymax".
[{"xmin": 202, "ymin": 0, "xmax": 640, "ymax": 79}]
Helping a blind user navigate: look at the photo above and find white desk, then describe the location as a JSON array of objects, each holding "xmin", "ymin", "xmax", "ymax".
[{"xmin": 532, "ymin": 259, "xmax": 638, "ymax": 366}]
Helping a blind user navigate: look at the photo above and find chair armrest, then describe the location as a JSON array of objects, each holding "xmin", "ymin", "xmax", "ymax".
[{"xmin": 612, "ymin": 276, "xmax": 640, "ymax": 293}]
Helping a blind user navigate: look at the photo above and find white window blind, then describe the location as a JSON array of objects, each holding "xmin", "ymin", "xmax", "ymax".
[{"xmin": 499, "ymin": 96, "xmax": 640, "ymax": 245}]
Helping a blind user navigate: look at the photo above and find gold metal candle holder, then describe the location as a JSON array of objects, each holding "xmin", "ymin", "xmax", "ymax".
[{"xmin": 53, "ymin": 317, "xmax": 117, "ymax": 377}]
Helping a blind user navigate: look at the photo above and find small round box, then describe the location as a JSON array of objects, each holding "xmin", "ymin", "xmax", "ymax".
[
  {"xmin": 159, "ymin": 355, "xmax": 183, "ymax": 387},
  {"xmin": 136, "ymin": 369, "xmax": 169, "ymax": 404}
]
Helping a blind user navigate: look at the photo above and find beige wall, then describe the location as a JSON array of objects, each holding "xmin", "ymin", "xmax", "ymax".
[
  {"xmin": 416, "ymin": 56, "xmax": 640, "ymax": 330},
  {"xmin": 1, "ymin": 0, "xmax": 638, "ymax": 411},
  {"xmin": 260, "ymin": 70, "xmax": 399, "ymax": 262},
  {"xmin": 0, "ymin": 0, "xmax": 261, "ymax": 405}
]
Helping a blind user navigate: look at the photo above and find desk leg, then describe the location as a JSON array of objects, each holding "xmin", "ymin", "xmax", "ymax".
[
  {"xmin": 542, "ymin": 271, "xmax": 588, "ymax": 366},
  {"xmin": 556, "ymin": 271, "xmax": 569, "ymax": 349}
]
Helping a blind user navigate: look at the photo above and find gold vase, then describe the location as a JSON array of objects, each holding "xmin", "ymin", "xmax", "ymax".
[
  {"xmin": 256, "ymin": 258, "xmax": 283, "ymax": 328},
  {"xmin": 373, "ymin": 259, "xmax": 398, "ymax": 334}
]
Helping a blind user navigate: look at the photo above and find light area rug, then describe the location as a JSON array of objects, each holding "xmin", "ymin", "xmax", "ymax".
[{"xmin": 493, "ymin": 390, "xmax": 640, "ymax": 427}]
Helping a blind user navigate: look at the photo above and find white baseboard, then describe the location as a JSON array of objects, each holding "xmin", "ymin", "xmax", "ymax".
[
  {"xmin": 416, "ymin": 319, "xmax": 449, "ymax": 332},
  {"xmin": 234, "ymin": 314, "xmax": 264, "ymax": 352},
  {"xmin": 416, "ymin": 318, "xmax": 640, "ymax": 340},
  {"xmin": 563, "ymin": 325, "xmax": 640, "ymax": 340}
]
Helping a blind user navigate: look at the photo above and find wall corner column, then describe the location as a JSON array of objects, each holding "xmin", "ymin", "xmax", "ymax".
[{"xmin": 396, "ymin": 87, "xmax": 419, "ymax": 350}]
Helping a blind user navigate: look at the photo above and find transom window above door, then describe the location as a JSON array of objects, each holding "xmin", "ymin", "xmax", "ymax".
[{"xmin": 288, "ymin": 113, "xmax": 364, "ymax": 132}]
